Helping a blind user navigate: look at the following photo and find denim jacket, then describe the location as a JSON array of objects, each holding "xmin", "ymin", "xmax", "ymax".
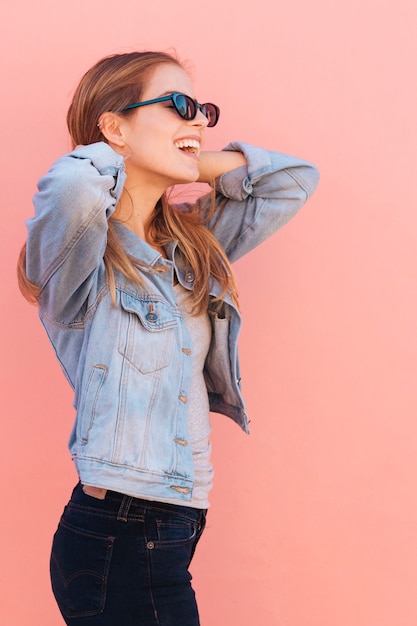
[{"xmin": 26, "ymin": 141, "xmax": 319, "ymax": 502}]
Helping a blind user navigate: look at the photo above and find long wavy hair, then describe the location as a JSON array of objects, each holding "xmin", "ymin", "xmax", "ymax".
[{"xmin": 17, "ymin": 51, "xmax": 238, "ymax": 314}]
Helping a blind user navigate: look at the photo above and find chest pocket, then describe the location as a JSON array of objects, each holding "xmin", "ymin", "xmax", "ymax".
[{"xmin": 118, "ymin": 292, "xmax": 178, "ymax": 374}]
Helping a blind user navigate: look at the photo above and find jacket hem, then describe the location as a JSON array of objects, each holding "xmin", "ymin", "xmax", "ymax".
[{"xmin": 74, "ymin": 456, "xmax": 194, "ymax": 502}]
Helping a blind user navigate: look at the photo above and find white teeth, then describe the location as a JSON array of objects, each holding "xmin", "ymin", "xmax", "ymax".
[{"xmin": 174, "ymin": 139, "xmax": 200, "ymax": 151}]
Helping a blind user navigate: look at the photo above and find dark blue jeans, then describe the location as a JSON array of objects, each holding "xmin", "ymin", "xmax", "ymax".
[{"xmin": 50, "ymin": 483, "xmax": 206, "ymax": 625}]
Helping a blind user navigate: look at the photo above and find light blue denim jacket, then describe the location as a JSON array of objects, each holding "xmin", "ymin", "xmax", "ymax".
[{"xmin": 26, "ymin": 141, "xmax": 319, "ymax": 502}]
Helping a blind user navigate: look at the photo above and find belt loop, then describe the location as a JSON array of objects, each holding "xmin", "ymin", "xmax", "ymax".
[{"xmin": 117, "ymin": 495, "xmax": 133, "ymax": 522}]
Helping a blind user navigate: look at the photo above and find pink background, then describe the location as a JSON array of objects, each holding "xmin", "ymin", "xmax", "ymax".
[{"xmin": 2, "ymin": 0, "xmax": 417, "ymax": 624}]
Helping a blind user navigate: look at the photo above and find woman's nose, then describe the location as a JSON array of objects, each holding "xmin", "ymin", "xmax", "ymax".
[{"xmin": 191, "ymin": 108, "xmax": 209, "ymax": 128}]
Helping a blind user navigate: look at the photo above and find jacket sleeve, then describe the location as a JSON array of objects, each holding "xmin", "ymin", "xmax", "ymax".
[
  {"xmin": 196, "ymin": 141, "xmax": 320, "ymax": 263},
  {"xmin": 26, "ymin": 142, "xmax": 126, "ymax": 320}
]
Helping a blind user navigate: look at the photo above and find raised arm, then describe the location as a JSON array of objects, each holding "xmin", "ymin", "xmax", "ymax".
[
  {"xmin": 194, "ymin": 142, "xmax": 319, "ymax": 263},
  {"xmin": 197, "ymin": 150, "xmax": 248, "ymax": 182},
  {"xmin": 26, "ymin": 142, "xmax": 126, "ymax": 320}
]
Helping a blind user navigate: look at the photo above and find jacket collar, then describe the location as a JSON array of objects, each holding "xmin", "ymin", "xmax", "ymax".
[{"xmin": 113, "ymin": 220, "xmax": 176, "ymax": 267}]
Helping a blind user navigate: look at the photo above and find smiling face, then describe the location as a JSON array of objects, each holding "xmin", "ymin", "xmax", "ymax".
[{"xmin": 114, "ymin": 63, "xmax": 209, "ymax": 195}]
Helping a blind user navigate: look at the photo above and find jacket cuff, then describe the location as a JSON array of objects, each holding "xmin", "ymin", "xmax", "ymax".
[
  {"xmin": 70, "ymin": 142, "xmax": 125, "ymax": 176},
  {"xmin": 69, "ymin": 142, "xmax": 126, "ymax": 198},
  {"xmin": 215, "ymin": 142, "xmax": 275, "ymax": 200}
]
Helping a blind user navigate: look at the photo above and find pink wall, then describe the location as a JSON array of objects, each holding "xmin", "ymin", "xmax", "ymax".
[{"xmin": 2, "ymin": 0, "xmax": 417, "ymax": 624}]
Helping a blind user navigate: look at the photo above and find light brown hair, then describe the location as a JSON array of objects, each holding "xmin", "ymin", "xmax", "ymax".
[{"xmin": 18, "ymin": 51, "xmax": 238, "ymax": 314}]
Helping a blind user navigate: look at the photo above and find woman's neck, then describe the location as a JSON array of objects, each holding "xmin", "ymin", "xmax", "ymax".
[
  {"xmin": 116, "ymin": 188, "xmax": 155, "ymax": 234},
  {"xmin": 114, "ymin": 188, "xmax": 168, "ymax": 257}
]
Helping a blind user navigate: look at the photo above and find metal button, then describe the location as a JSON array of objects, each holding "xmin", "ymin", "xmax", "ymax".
[
  {"xmin": 182, "ymin": 348, "xmax": 192, "ymax": 355},
  {"xmin": 170, "ymin": 486, "xmax": 190, "ymax": 494},
  {"xmin": 146, "ymin": 303, "xmax": 158, "ymax": 322},
  {"xmin": 147, "ymin": 542, "xmax": 155, "ymax": 549},
  {"xmin": 185, "ymin": 272, "xmax": 194, "ymax": 283},
  {"xmin": 178, "ymin": 395, "xmax": 188, "ymax": 404}
]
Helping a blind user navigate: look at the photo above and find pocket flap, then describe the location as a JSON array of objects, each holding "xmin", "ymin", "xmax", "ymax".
[{"xmin": 120, "ymin": 292, "xmax": 177, "ymax": 332}]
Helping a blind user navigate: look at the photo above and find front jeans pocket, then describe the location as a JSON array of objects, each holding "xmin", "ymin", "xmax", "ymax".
[
  {"xmin": 50, "ymin": 517, "xmax": 115, "ymax": 619},
  {"xmin": 155, "ymin": 516, "xmax": 198, "ymax": 546}
]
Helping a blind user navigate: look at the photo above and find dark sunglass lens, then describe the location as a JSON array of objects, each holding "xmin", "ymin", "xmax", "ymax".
[
  {"xmin": 202, "ymin": 103, "xmax": 219, "ymax": 127},
  {"xmin": 173, "ymin": 94, "xmax": 196, "ymax": 120}
]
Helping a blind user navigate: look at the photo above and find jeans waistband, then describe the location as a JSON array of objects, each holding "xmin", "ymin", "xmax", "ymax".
[{"xmin": 70, "ymin": 482, "xmax": 206, "ymax": 524}]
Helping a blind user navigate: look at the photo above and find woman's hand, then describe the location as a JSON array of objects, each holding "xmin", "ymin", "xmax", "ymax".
[{"xmin": 198, "ymin": 150, "xmax": 247, "ymax": 183}]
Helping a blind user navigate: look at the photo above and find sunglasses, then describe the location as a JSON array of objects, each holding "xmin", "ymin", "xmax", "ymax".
[{"xmin": 120, "ymin": 92, "xmax": 220, "ymax": 127}]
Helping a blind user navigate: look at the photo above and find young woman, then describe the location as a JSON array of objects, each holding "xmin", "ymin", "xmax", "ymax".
[{"xmin": 18, "ymin": 51, "xmax": 319, "ymax": 625}]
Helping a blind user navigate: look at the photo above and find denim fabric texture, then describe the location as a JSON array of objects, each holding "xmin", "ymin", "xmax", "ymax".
[
  {"xmin": 50, "ymin": 483, "xmax": 206, "ymax": 625},
  {"xmin": 25, "ymin": 142, "xmax": 319, "ymax": 504}
]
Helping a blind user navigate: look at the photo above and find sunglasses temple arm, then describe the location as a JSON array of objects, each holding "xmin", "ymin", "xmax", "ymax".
[{"xmin": 121, "ymin": 95, "xmax": 172, "ymax": 112}]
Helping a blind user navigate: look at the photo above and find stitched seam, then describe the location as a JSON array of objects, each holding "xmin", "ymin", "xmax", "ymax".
[{"xmin": 283, "ymin": 167, "xmax": 310, "ymax": 199}]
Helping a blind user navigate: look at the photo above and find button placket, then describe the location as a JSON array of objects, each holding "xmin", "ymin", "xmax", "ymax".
[{"xmin": 174, "ymin": 437, "xmax": 188, "ymax": 446}]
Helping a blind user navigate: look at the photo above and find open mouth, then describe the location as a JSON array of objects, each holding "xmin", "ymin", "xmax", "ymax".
[{"xmin": 174, "ymin": 139, "xmax": 200, "ymax": 157}]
